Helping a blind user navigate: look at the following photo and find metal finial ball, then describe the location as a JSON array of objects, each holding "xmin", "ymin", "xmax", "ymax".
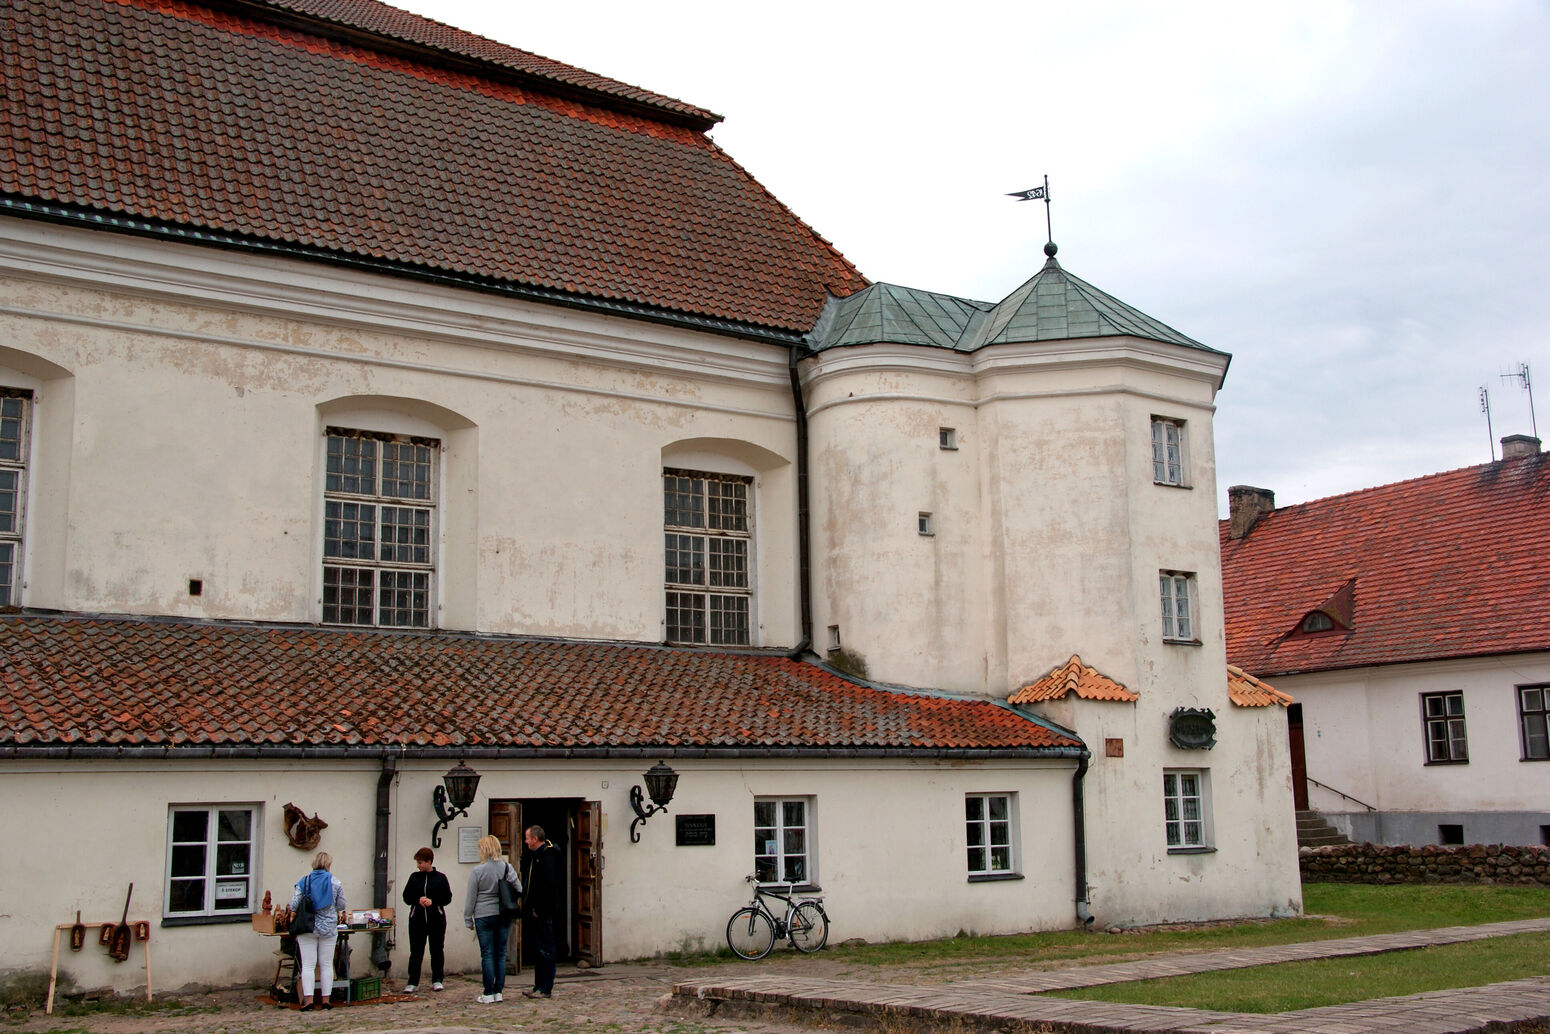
[{"xmin": 1044, "ymin": 241, "xmax": 1058, "ymax": 257}]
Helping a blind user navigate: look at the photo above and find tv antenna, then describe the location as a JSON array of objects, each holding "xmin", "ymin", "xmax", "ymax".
[
  {"xmin": 1498, "ymin": 362, "xmax": 1538, "ymax": 442},
  {"xmin": 1479, "ymin": 386, "xmax": 1494, "ymax": 461}
]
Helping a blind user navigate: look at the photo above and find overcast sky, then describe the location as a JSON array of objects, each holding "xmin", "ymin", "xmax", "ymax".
[{"xmin": 396, "ymin": 0, "xmax": 1550, "ymax": 514}]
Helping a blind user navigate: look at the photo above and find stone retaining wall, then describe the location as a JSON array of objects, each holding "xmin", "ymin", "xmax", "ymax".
[{"xmin": 1300, "ymin": 843, "xmax": 1550, "ymax": 884}]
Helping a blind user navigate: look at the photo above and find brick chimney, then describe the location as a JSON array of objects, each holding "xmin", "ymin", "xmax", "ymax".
[
  {"xmin": 1501, "ymin": 434, "xmax": 1542, "ymax": 460},
  {"xmin": 1228, "ymin": 485, "xmax": 1276, "ymax": 539}
]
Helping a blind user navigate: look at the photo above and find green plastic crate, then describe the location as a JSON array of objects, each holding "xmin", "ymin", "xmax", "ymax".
[{"xmin": 350, "ymin": 975, "xmax": 381, "ymax": 1001}]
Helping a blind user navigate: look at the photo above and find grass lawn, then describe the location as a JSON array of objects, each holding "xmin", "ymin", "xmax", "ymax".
[
  {"xmin": 1045, "ymin": 930, "xmax": 1550, "ymax": 1012},
  {"xmin": 669, "ymin": 882, "xmax": 1550, "ymax": 1011}
]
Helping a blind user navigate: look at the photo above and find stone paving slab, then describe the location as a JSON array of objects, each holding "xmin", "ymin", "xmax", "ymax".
[{"xmin": 671, "ymin": 919, "xmax": 1550, "ymax": 1034}]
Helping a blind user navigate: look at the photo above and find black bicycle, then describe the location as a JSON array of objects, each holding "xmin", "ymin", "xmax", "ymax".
[{"xmin": 725, "ymin": 875, "xmax": 830, "ymax": 959}]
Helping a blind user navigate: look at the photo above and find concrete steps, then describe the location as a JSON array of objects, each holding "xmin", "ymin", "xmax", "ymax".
[{"xmin": 1297, "ymin": 808, "xmax": 1352, "ymax": 847}]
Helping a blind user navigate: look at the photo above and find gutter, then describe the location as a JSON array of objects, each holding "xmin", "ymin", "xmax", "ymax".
[
  {"xmin": 787, "ymin": 344, "xmax": 813, "ymax": 658},
  {"xmin": 1, "ymin": 744, "xmax": 1088, "ymax": 762},
  {"xmin": 371, "ymin": 753, "xmax": 397, "ymax": 973}
]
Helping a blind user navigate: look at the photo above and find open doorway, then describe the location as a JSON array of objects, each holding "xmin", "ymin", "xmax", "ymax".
[{"xmin": 488, "ymin": 798, "xmax": 603, "ymax": 971}]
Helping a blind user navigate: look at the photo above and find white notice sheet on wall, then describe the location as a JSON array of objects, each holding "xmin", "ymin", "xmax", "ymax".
[{"xmin": 458, "ymin": 825, "xmax": 482, "ymax": 864}]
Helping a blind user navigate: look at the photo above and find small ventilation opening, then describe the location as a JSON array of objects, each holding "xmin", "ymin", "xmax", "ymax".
[
  {"xmin": 188, "ymin": 579, "xmax": 203, "ymax": 597},
  {"xmin": 1438, "ymin": 824, "xmax": 1464, "ymax": 845}
]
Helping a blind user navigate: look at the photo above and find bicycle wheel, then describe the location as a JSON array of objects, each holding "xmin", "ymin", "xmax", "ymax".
[
  {"xmin": 788, "ymin": 901, "xmax": 829, "ymax": 953},
  {"xmin": 726, "ymin": 906, "xmax": 776, "ymax": 960}
]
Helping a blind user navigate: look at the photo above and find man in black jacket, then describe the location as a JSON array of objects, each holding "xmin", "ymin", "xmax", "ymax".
[
  {"xmin": 401, "ymin": 846, "xmax": 453, "ymax": 993},
  {"xmin": 520, "ymin": 825, "xmax": 559, "ymax": 998}
]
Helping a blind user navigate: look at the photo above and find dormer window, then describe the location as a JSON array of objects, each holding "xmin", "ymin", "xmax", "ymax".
[{"xmin": 1301, "ymin": 611, "xmax": 1334, "ymax": 633}]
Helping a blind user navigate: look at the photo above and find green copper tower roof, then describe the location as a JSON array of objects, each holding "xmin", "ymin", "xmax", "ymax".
[{"xmin": 807, "ymin": 252, "xmax": 1216, "ymax": 356}]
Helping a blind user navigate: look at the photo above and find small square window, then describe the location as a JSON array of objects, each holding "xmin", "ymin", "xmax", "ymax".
[
  {"xmin": 826, "ymin": 625, "xmax": 841, "ymax": 652},
  {"xmin": 1163, "ymin": 770, "xmax": 1213, "ymax": 851},
  {"xmin": 1151, "ymin": 417, "xmax": 1186, "ymax": 486},
  {"xmin": 918, "ymin": 512, "xmax": 934, "ymax": 536},
  {"xmin": 1438, "ymin": 823, "xmax": 1464, "ymax": 845},
  {"xmin": 1518, "ymin": 685, "xmax": 1549, "ymax": 761},
  {"xmin": 754, "ymin": 797, "xmax": 814, "ymax": 885},
  {"xmin": 939, "ymin": 427, "xmax": 957, "ymax": 450},
  {"xmin": 1159, "ymin": 572, "xmax": 1197, "ymax": 642},
  {"xmin": 166, "ymin": 805, "xmax": 259, "ymax": 918},
  {"xmin": 965, "ymin": 793, "xmax": 1018, "ymax": 876},
  {"xmin": 1422, "ymin": 691, "xmax": 1468, "ymax": 763}
]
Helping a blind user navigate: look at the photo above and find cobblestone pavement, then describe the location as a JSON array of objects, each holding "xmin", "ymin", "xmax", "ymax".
[{"xmin": 670, "ymin": 918, "xmax": 1550, "ymax": 1034}]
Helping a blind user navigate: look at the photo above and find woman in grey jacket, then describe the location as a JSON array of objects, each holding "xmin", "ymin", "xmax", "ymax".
[{"xmin": 464, "ymin": 834, "xmax": 522, "ymax": 1003}]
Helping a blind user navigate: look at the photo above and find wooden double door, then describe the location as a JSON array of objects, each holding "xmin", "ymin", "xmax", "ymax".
[{"xmin": 488, "ymin": 798, "xmax": 603, "ymax": 970}]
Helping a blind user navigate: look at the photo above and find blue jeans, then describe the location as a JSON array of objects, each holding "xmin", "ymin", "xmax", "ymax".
[
  {"xmin": 530, "ymin": 914, "xmax": 556, "ymax": 995},
  {"xmin": 473, "ymin": 916, "xmax": 509, "ymax": 995}
]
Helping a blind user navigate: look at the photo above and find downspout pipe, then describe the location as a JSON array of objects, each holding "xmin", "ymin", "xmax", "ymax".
[
  {"xmin": 372, "ymin": 752, "xmax": 397, "ymax": 972},
  {"xmin": 787, "ymin": 344, "xmax": 813, "ymax": 659},
  {"xmin": 1073, "ymin": 751, "xmax": 1095, "ymax": 928}
]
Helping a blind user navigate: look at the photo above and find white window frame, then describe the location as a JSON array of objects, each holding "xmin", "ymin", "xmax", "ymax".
[
  {"xmin": 321, "ymin": 427, "xmax": 439, "ymax": 628},
  {"xmin": 1151, "ymin": 416, "xmax": 1186, "ymax": 486},
  {"xmin": 1163, "ymin": 770, "xmax": 1213, "ymax": 851},
  {"xmin": 664, "ymin": 468, "xmax": 754, "ymax": 646},
  {"xmin": 165, "ymin": 804, "xmax": 260, "ymax": 919},
  {"xmin": 0, "ymin": 389, "xmax": 30, "ymax": 606},
  {"xmin": 753, "ymin": 796, "xmax": 814, "ymax": 887},
  {"xmin": 1422, "ymin": 691, "xmax": 1468, "ymax": 763},
  {"xmin": 1160, "ymin": 571, "xmax": 1197, "ymax": 642},
  {"xmin": 965, "ymin": 792, "xmax": 1019, "ymax": 878},
  {"xmin": 1519, "ymin": 685, "xmax": 1550, "ymax": 761}
]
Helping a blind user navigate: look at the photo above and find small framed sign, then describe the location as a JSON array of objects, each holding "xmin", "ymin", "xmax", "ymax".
[
  {"xmin": 675, "ymin": 814, "xmax": 716, "ymax": 846},
  {"xmin": 457, "ymin": 825, "xmax": 482, "ymax": 863}
]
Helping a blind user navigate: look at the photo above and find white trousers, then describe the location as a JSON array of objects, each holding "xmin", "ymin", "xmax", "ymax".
[{"xmin": 296, "ymin": 932, "xmax": 337, "ymax": 999}]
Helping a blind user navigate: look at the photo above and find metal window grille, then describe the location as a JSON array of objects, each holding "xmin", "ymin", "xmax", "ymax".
[
  {"xmin": 1163, "ymin": 771, "xmax": 1206, "ymax": 848},
  {"xmin": 0, "ymin": 392, "xmax": 30, "ymax": 605},
  {"xmin": 754, "ymin": 797, "xmax": 810, "ymax": 884},
  {"xmin": 1160, "ymin": 573, "xmax": 1195, "ymax": 640},
  {"xmin": 664, "ymin": 469, "xmax": 752, "ymax": 645},
  {"xmin": 166, "ymin": 806, "xmax": 257, "ymax": 917},
  {"xmin": 965, "ymin": 793, "xmax": 1014, "ymax": 874},
  {"xmin": 1520, "ymin": 686, "xmax": 1550, "ymax": 760},
  {"xmin": 1422, "ymin": 692, "xmax": 1468, "ymax": 762},
  {"xmin": 323, "ymin": 430, "xmax": 437, "ymax": 627},
  {"xmin": 1152, "ymin": 418, "xmax": 1184, "ymax": 485}
]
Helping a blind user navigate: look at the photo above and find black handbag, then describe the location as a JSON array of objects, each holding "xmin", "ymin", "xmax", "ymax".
[
  {"xmin": 291, "ymin": 884, "xmax": 316, "ymax": 934},
  {"xmin": 497, "ymin": 863, "xmax": 522, "ymax": 921}
]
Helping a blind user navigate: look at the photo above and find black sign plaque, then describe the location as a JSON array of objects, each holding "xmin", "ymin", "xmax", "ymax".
[{"xmin": 675, "ymin": 814, "xmax": 716, "ymax": 846}]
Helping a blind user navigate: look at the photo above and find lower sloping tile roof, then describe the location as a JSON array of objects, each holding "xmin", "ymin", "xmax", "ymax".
[
  {"xmin": 0, "ymin": 615, "xmax": 1081, "ymax": 756},
  {"xmin": 1219, "ymin": 450, "xmax": 1550, "ymax": 677}
]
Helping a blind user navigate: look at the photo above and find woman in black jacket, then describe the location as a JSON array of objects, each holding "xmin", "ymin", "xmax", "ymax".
[{"xmin": 401, "ymin": 846, "xmax": 453, "ymax": 992}]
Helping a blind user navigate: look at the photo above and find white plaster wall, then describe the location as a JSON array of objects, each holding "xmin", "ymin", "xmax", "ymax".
[
  {"xmin": 0, "ymin": 757, "xmax": 1077, "ymax": 993},
  {"xmin": 1281, "ymin": 653, "xmax": 1550, "ymax": 815},
  {"xmin": 0, "ymin": 221, "xmax": 800, "ymax": 644}
]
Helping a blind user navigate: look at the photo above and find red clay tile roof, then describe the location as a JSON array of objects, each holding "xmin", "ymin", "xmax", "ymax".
[
  {"xmin": 1009, "ymin": 654, "xmax": 1139, "ymax": 704},
  {"xmin": 0, "ymin": 615, "xmax": 1080, "ymax": 754},
  {"xmin": 0, "ymin": 0, "xmax": 867, "ymax": 334},
  {"xmin": 1219, "ymin": 451, "xmax": 1550, "ymax": 677},
  {"xmin": 1226, "ymin": 665, "xmax": 1293, "ymax": 708},
  {"xmin": 255, "ymin": 0, "xmax": 721, "ymax": 125}
]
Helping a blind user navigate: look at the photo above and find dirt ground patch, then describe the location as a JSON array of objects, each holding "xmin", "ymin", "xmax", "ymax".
[{"xmin": 6, "ymin": 961, "xmax": 851, "ymax": 1034}]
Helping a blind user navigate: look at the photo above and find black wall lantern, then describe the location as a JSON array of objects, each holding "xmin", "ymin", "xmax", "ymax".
[
  {"xmin": 431, "ymin": 760, "xmax": 481, "ymax": 848},
  {"xmin": 629, "ymin": 761, "xmax": 679, "ymax": 843},
  {"xmin": 1168, "ymin": 707, "xmax": 1217, "ymax": 750}
]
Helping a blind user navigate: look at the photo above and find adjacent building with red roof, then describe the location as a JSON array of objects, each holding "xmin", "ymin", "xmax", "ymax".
[
  {"xmin": 1219, "ymin": 436, "xmax": 1550, "ymax": 846},
  {"xmin": 0, "ymin": 0, "xmax": 1299, "ymax": 994}
]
